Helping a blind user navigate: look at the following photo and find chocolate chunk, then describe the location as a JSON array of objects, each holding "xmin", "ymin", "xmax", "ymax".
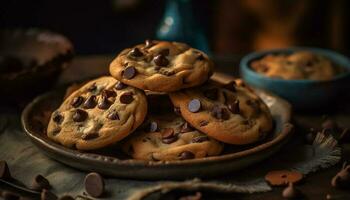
[
  {"xmin": 224, "ymin": 81, "xmax": 237, "ymax": 92},
  {"xmin": 228, "ymin": 100, "xmax": 240, "ymax": 114},
  {"xmin": 282, "ymin": 183, "xmax": 302, "ymax": 199},
  {"xmin": 84, "ymin": 172, "xmax": 105, "ymax": 198},
  {"xmin": 149, "ymin": 121, "xmax": 158, "ymax": 132},
  {"xmin": 87, "ymin": 83, "xmax": 97, "ymax": 92},
  {"xmin": 153, "ymin": 54, "xmax": 169, "ymax": 67},
  {"xmin": 71, "ymin": 96, "xmax": 84, "ymax": 108},
  {"xmin": 211, "ymin": 105, "xmax": 230, "ymax": 120},
  {"xmin": 174, "ymin": 107, "xmax": 181, "ymax": 115},
  {"xmin": 331, "ymin": 164, "xmax": 350, "ymax": 188},
  {"xmin": 159, "ymin": 49, "xmax": 169, "ymax": 56},
  {"xmin": 161, "ymin": 128, "xmax": 178, "ymax": 144},
  {"xmin": 97, "ymin": 96, "xmax": 111, "ymax": 110},
  {"xmin": 101, "ymin": 90, "xmax": 116, "ymax": 98},
  {"xmin": 199, "ymin": 120, "xmax": 209, "ymax": 127},
  {"xmin": 115, "ymin": 82, "xmax": 127, "ymax": 90},
  {"xmin": 129, "ymin": 48, "xmax": 143, "ymax": 57},
  {"xmin": 179, "ymin": 151, "xmax": 195, "ymax": 160},
  {"xmin": 180, "ymin": 122, "xmax": 193, "ymax": 133},
  {"xmin": 72, "ymin": 109, "xmax": 88, "ymax": 122},
  {"xmin": 82, "ymin": 133, "xmax": 99, "ymax": 140},
  {"xmin": 0, "ymin": 160, "xmax": 11, "ymax": 180},
  {"xmin": 197, "ymin": 54, "xmax": 205, "ymax": 60},
  {"xmin": 120, "ymin": 92, "xmax": 134, "ymax": 104},
  {"xmin": 31, "ymin": 174, "xmax": 51, "ymax": 191},
  {"xmin": 83, "ymin": 95, "xmax": 97, "ymax": 109},
  {"xmin": 2, "ymin": 191, "xmax": 20, "ymax": 200},
  {"xmin": 107, "ymin": 111, "xmax": 119, "ymax": 120},
  {"xmin": 188, "ymin": 99, "xmax": 201, "ymax": 113},
  {"xmin": 203, "ymin": 88, "xmax": 218, "ymax": 100},
  {"xmin": 58, "ymin": 195, "xmax": 75, "ymax": 200},
  {"xmin": 192, "ymin": 136, "xmax": 209, "ymax": 143},
  {"xmin": 123, "ymin": 66, "xmax": 137, "ymax": 79},
  {"xmin": 41, "ymin": 189, "xmax": 58, "ymax": 200},
  {"xmin": 52, "ymin": 112, "xmax": 64, "ymax": 124},
  {"xmin": 145, "ymin": 39, "xmax": 155, "ymax": 48}
]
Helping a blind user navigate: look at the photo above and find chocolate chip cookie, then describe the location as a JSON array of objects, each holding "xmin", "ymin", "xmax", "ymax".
[
  {"xmin": 122, "ymin": 114, "xmax": 223, "ymax": 161},
  {"xmin": 169, "ymin": 80, "xmax": 273, "ymax": 145},
  {"xmin": 251, "ymin": 51, "xmax": 339, "ymax": 80},
  {"xmin": 109, "ymin": 40, "xmax": 213, "ymax": 92},
  {"xmin": 47, "ymin": 76, "xmax": 148, "ymax": 150}
]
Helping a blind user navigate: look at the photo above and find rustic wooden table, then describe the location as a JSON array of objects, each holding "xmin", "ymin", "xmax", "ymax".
[{"xmin": 35, "ymin": 55, "xmax": 350, "ymax": 199}]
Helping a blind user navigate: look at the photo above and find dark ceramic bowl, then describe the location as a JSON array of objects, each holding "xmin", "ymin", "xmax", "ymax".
[
  {"xmin": 21, "ymin": 85, "xmax": 293, "ymax": 180},
  {"xmin": 0, "ymin": 29, "xmax": 74, "ymax": 103},
  {"xmin": 240, "ymin": 47, "xmax": 350, "ymax": 110}
]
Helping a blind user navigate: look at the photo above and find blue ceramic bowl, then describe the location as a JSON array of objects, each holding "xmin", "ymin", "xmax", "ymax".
[{"xmin": 240, "ymin": 47, "xmax": 350, "ymax": 110}]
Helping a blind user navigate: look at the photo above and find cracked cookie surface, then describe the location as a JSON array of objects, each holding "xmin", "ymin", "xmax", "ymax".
[
  {"xmin": 47, "ymin": 76, "xmax": 147, "ymax": 150},
  {"xmin": 109, "ymin": 40, "xmax": 213, "ymax": 92},
  {"xmin": 169, "ymin": 80, "xmax": 273, "ymax": 145},
  {"xmin": 122, "ymin": 114, "xmax": 223, "ymax": 161}
]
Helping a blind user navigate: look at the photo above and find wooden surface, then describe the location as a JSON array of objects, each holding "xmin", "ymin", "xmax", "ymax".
[{"xmin": 58, "ymin": 55, "xmax": 350, "ymax": 200}]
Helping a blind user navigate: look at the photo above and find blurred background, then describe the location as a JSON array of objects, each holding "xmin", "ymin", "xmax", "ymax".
[{"xmin": 1, "ymin": 0, "xmax": 349, "ymax": 56}]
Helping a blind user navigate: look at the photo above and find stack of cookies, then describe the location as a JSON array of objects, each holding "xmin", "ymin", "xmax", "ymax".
[{"xmin": 47, "ymin": 40, "xmax": 273, "ymax": 161}]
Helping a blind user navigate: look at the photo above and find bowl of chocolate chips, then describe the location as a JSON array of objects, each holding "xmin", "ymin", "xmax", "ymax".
[{"xmin": 0, "ymin": 29, "xmax": 74, "ymax": 103}]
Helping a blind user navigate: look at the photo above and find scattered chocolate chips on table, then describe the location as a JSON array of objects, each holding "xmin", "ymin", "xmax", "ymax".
[
  {"xmin": 331, "ymin": 163, "xmax": 350, "ymax": 188},
  {"xmin": 84, "ymin": 172, "xmax": 105, "ymax": 198},
  {"xmin": 41, "ymin": 189, "xmax": 58, "ymax": 200},
  {"xmin": 282, "ymin": 183, "xmax": 302, "ymax": 199},
  {"xmin": 0, "ymin": 160, "xmax": 12, "ymax": 180},
  {"xmin": 31, "ymin": 174, "xmax": 51, "ymax": 191}
]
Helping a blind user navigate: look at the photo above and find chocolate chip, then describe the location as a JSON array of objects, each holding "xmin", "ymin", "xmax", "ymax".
[
  {"xmin": 153, "ymin": 54, "xmax": 169, "ymax": 66},
  {"xmin": 161, "ymin": 128, "xmax": 174, "ymax": 139},
  {"xmin": 188, "ymin": 99, "xmax": 201, "ymax": 113},
  {"xmin": 161, "ymin": 128, "xmax": 178, "ymax": 144},
  {"xmin": 71, "ymin": 96, "xmax": 84, "ymax": 108},
  {"xmin": 228, "ymin": 100, "xmax": 240, "ymax": 114},
  {"xmin": 211, "ymin": 105, "xmax": 230, "ymax": 120},
  {"xmin": 174, "ymin": 107, "xmax": 181, "ymax": 115},
  {"xmin": 224, "ymin": 81, "xmax": 237, "ymax": 92},
  {"xmin": 282, "ymin": 183, "xmax": 302, "ymax": 199},
  {"xmin": 149, "ymin": 121, "xmax": 158, "ymax": 132},
  {"xmin": 84, "ymin": 172, "xmax": 105, "ymax": 198},
  {"xmin": 197, "ymin": 54, "xmax": 205, "ymax": 60},
  {"xmin": 2, "ymin": 191, "xmax": 20, "ymax": 200},
  {"xmin": 73, "ymin": 109, "xmax": 88, "ymax": 122},
  {"xmin": 107, "ymin": 111, "xmax": 119, "ymax": 120},
  {"xmin": 159, "ymin": 49, "xmax": 169, "ymax": 56},
  {"xmin": 97, "ymin": 96, "xmax": 111, "ymax": 110},
  {"xmin": 203, "ymin": 88, "xmax": 218, "ymax": 100},
  {"xmin": 145, "ymin": 39, "xmax": 155, "ymax": 48},
  {"xmin": 123, "ymin": 66, "xmax": 137, "ymax": 79},
  {"xmin": 52, "ymin": 111, "xmax": 64, "ymax": 124},
  {"xmin": 87, "ymin": 83, "xmax": 97, "ymax": 92},
  {"xmin": 58, "ymin": 195, "xmax": 75, "ymax": 200},
  {"xmin": 31, "ymin": 174, "xmax": 51, "ymax": 191},
  {"xmin": 115, "ymin": 82, "xmax": 127, "ymax": 90},
  {"xmin": 0, "ymin": 160, "xmax": 11, "ymax": 180},
  {"xmin": 129, "ymin": 48, "xmax": 143, "ymax": 57},
  {"xmin": 101, "ymin": 90, "xmax": 116, "ymax": 98},
  {"xmin": 179, "ymin": 151, "xmax": 195, "ymax": 160},
  {"xmin": 199, "ymin": 120, "xmax": 209, "ymax": 127},
  {"xmin": 82, "ymin": 133, "xmax": 99, "ymax": 140},
  {"xmin": 41, "ymin": 189, "xmax": 57, "ymax": 200},
  {"xmin": 120, "ymin": 92, "xmax": 134, "ymax": 104},
  {"xmin": 83, "ymin": 95, "xmax": 97, "ymax": 109},
  {"xmin": 180, "ymin": 122, "xmax": 193, "ymax": 133},
  {"xmin": 51, "ymin": 127, "xmax": 61, "ymax": 136},
  {"xmin": 192, "ymin": 136, "xmax": 209, "ymax": 143}
]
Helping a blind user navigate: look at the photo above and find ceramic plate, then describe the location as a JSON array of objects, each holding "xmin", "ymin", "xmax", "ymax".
[{"xmin": 21, "ymin": 85, "xmax": 292, "ymax": 180}]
